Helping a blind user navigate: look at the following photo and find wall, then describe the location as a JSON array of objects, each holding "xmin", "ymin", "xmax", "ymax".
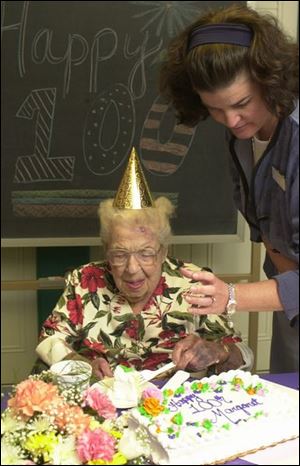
[
  {"xmin": 1, "ymin": 248, "xmax": 38, "ymax": 383},
  {"xmin": 1, "ymin": 1, "xmax": 298, "ymax": 384}
]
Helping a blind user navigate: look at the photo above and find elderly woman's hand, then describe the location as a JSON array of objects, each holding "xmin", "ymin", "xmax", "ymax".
[
  {"xmin": 172, "ymin": 334, "xmax": 227, "ymax": 372},
  {"xmin": 90, "ymin": 357, "xmax": 114, "ymax": 380},
  {"xmin": 181, "ymin": 267, "xmax": 229, "ymax": 314},
  {"xmin": 63, "ymin": 352, "xmax": 113, "ymax": 380}
]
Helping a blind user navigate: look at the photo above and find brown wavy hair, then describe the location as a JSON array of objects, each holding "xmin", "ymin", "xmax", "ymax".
[{"xmin": 159, "ymin": 4, "xmax": 299, "ymax": 126}]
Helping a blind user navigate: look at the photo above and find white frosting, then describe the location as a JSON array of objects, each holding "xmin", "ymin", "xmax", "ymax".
[{"xmin": 127, "ymin": 370, "xmax": 299, "ymax": 465}]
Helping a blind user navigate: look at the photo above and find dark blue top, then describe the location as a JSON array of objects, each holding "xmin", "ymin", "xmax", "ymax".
[{"xmin": 227, "ymin": 102, "xmax": 299, "ymax": 372}]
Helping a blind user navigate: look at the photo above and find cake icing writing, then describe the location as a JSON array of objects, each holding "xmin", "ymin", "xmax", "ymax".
[{"xmin": 160, "ymin": 375, "xmax": 265, "ymax": 427}]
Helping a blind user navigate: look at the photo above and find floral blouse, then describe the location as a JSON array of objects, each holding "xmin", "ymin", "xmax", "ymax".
[{"xmin": 37, "ymin": 257, "xmax": 241, "ymax": 371}]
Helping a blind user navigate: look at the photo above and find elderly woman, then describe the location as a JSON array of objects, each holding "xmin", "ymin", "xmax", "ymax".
[{"xmin": 36, "ymin": 195, "xmax": 253, "ymax": 380}]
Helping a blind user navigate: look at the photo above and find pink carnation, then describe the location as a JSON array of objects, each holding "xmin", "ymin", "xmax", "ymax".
[
  {"xmin": 82, "ymin": 386, "xmax": 116, "ymax": 419},
  {"xmin": 76, "ymin": 427, "xmax": 116, "ymax": 462},
  {"xmin": 142, "ymin": 386, "xmax": 163, "ymax": 402}
]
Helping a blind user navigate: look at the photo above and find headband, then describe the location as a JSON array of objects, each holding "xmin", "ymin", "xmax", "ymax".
[{"xmin": 188, "ymin": 23, "xmax": 253, "ymax": 51}]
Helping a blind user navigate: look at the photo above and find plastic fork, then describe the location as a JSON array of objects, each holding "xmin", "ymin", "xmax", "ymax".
[{"xmin": 138, "ymin": 361, "xmax": 176, "ymax": 383}]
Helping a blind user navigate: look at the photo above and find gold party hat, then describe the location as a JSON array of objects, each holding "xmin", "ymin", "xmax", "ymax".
[{"xmin": 113, "ymin": 147, "xmax": 154, "ymax": 209}]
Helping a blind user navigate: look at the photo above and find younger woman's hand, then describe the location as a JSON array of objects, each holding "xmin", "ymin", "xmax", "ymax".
[{"xmin": 181, "ymin": 268, "xmax": 229, "ymax": 314}]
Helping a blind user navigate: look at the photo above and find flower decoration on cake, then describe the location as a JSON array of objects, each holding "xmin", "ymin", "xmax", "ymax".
[
  {"xmin": 245, "ymin": 383, "xmax": 265, "ymax": 396},
  {"xmin": 230, "ymin": 375, "xmax": 266, "ymax": 396},
  {"xmin": 231, "ymin": 376, "xmax": 244, "ymax": 388},
  {"xmin": 190, "ymin": 381, "xmax": 211, "ymax": 393},
  {"xmin": 141, "ymin": 386, "xmax": 163, "ymax": 402},
  {"xmin": 171, "ymin": 413, "xmax": 183, "ymax": 425},
  {"xmin": 1, "ymin": 371, "xmax": 132, "ymax": 465},
  {"xmin": 201, "ymin": 419, "xmax": 213, "ymax": 432},
  {"xmin": 139, "ymin": 397, "xmax": 165, "ymax": 417}
]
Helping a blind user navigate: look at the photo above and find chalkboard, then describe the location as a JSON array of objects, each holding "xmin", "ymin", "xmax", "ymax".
[{"xmin": 1, "ymin": 1, "xmax": 245, "ymax": 246}]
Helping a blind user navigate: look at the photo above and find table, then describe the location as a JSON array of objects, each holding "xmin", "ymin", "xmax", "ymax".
[
  {"xmin": 259, "ymin": 371, "xmax": 298, "ymax": 390},
  {"xmin": 1, "ymin": 372, "xmax": 298, "ymax": 465}
]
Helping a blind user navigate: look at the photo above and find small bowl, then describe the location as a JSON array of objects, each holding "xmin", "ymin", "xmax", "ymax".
[{"xmin": 50, "ymin": 360, "xmax": 92, "ymax": 390}]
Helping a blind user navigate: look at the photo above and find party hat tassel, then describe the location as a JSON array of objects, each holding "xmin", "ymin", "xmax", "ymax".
[{"xmin": 113, "ymin": 147, "xmax": 154, "ymax": 209}]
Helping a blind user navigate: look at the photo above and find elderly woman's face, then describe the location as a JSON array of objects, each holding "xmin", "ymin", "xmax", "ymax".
[{"xmin": 107, "ymin": 222, "xmax": 165, "ymax": 308}]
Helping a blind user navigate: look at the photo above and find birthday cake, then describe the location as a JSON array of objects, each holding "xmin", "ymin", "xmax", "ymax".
[{"xmin": 122, "ymin": 369, "xmax": 299, "ymax": 465}]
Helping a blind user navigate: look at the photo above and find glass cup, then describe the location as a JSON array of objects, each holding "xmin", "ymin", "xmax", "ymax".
[{"xmin": 50, "ymin": 360, "xmax": 92, "ymax": 391}]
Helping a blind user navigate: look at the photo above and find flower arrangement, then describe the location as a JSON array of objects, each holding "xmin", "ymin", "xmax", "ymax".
[{"xmin": 1, "ymin": 370, "xmax": 149, "ymax": 465}]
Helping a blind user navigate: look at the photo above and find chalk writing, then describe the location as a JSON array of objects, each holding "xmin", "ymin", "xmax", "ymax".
[
  {"xmin": 83, "ymin": 83, "xmax": 135, "ymax": 175},
  {"xmin": 14, "ymin": 88, "xmax": 75, "ymax": 183},
  {"xmin": 141, "ymin": 95, "xmax": 196, "ymax": 175}
]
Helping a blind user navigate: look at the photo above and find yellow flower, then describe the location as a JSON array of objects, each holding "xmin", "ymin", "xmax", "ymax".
[
  {"xmin": 110, "ymin": 452, "xmax": 128, "ymax": 464},
  {"xmin": 109, "ymin": 429, "xmax": 122, "ymax": 439},
  {"xmin": 23, "ymin": 431, "xmax": 58, "ymax": 462},
  {"xmin": 87, "ymin": 460, "xmax": 106, "ymax": 465},
  {"xmin": 88, "ymin": 452, "xmax": 127, "ymax": 465},
  {"xmin": 100, "ymin": 419, "xmax": 122, "ymax": 438}
]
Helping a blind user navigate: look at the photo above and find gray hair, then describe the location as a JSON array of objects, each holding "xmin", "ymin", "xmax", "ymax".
[{"xmin": 98, "ymin": 196, "xmax": 175, "ymax": 249}]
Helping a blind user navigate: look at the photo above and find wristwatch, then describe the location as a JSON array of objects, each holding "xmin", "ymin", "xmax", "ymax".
[{"xmin": 224, "ymin": 283, "xmax": 237, "ymax": 328}]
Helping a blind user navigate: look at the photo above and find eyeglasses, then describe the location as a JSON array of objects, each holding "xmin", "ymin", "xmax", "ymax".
[{"xmin": 107, "ymin": 247, "xmax": 161, "ymax": 267}]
